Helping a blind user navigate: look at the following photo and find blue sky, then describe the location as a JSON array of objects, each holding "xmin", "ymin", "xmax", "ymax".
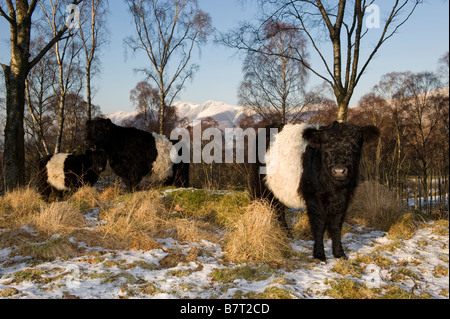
[{"xmin": 0, "ymin": 0, "xmax": 449, "ymax": 115}]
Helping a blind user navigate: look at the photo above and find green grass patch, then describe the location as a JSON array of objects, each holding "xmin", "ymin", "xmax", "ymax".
[
  {"xmin": 17, "ymin": 236, "xmax": 78, "ymax": 262},
  {"xmin": 164, "ymin": 189, "xmax": 250, "ymax": 226},
  {"xmin": 235, "ymin": 286, "xmax": 294, "ymax": 299},
  {"xmin": 381, "ymin": 284, "xmax": 433, "ymax": 299},
  {"xmin": 331, "ymin": 259, "xmax": 365, "ymax": 278},
  {"xmin": 324, "ymin": 278, "xmax": 377, "ymax": 299},
  {"xmin": 210, "ymin": 264, "xmax": 277, "ymax": 283}
]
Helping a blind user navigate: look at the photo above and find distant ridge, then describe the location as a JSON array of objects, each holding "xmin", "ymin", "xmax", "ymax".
[{"xmin": 107, "ymin": 100, "xmax": 248, "ymax": 129}]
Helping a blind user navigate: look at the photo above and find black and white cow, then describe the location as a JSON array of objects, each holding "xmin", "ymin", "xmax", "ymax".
[
  {"xmin": 249, "ymin": 121, "xmax": 380, "ymax": 261},
  {"xmin": 37, "ymin": 149, "xmax": 107, "ymax": 200},
  {"xmin": 84, "ymin": 117, "xmax": 189, "ymax": 191}
]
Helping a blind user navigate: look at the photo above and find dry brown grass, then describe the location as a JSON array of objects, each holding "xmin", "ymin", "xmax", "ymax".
[
  {"xmin": 0, "ymin": 187, "xmax": 45, "ymax": 227},
  {"xmin": 69, "ymin": 186, "xmax": 103, "ymax": 210},
  {"xmin": 165, "ymin": 218, "xmax": 218, "ymax": 243},
  {"xmin": 97, "ymin": 191, "xmax": 166, "ymax": 247},
  {"xmin": 16, "ymin": 236, "xmax": 79, "ymax": 261},
  {"xmin": 224, "ymin": 200, "xmax": 292, "ymax": 264},
  {"xmin": 98, "ymin": 182, "xmax": 127, "ymax": 203},
  {"xmin": 348, "ymin": 181, "xmax": 406, "ymax": 232},
  {"xmin": 1, "ymin": 186, "xmax": 222, "ymax": 254},
  {"xmin": 30, "ymin": 202, "xmax": 88, "ymax": 236},
  {"xmin": 96, "ymin": 191, "xmax": 216, "ymax": 250},
  {"xmin": 291, "ymin": 211, "xmax": 313, "ymax": 240}
]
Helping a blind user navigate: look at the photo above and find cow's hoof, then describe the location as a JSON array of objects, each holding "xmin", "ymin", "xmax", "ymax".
[
  {"xmin": 334, "ymin": 252, "xmax": 348, "ymax": 260},
  {"xmin": 313, "ymin": 253, "xmax": 327, "ymax": 262}
]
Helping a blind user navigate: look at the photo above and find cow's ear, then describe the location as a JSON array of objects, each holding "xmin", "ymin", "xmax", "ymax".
[
  {"xmin": 303, "ymin": 128, "xmax": 321, "ymax": 148},
  {"xmin": 101, "ymin": 118, "xmax": 113, "ymax": 131},
  {"xmin": 362, "ymin": 125, "xmax": 380, "ymax": 144},
  {"xmin": 105, "ymin": 118, "xmax": 112, "ymax": 126}
]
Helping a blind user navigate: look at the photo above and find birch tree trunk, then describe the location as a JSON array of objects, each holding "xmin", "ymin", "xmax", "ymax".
[{"xmin": 0, "ymin": 0, "xmax": 81, "ymax": 190}]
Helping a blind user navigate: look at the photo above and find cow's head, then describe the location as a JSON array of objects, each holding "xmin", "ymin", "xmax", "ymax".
[
  {"xmin": 86, "ymin": 149, "xmax": 108, "ymax": 174},
  {"xmin": 303, "ymin": 122, "xmax": 380, "ymax": 183},
  {"xmin": 85, "ymin": 117, "xmax": 113, "ymax": 150}
]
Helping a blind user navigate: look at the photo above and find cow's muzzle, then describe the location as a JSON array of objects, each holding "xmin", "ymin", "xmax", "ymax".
[{"xmin": 332, "ymin": 167, "xmax": 349, "ymax": 180}]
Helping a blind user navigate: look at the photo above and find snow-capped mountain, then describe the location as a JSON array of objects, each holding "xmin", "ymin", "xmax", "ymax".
[{"xmin": 107, "ymin": 100, "xmax": 248, "ymax": 129}]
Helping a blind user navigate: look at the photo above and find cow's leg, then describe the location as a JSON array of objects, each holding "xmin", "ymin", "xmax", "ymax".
[
  {"xmin": 328, "ymin": 213, "xmax": 347, "ymax": 260},
  {"xmin": 327, "ymin": 197, "xmax": 348, "ymax": 260},
  {"xmin": 306, "ymin": 199, "xmax": 327, "ymax": 261},
  {"xmin": 271, "ymin": 197, "xmax": 292, "ymax": 238},
  {"xmin": 124, "ymin": 179, "xmax": 135, "ymax": 193},
  {"xmin": 41, "ymin": 184, "xmax": 52, "ymax": 201}
]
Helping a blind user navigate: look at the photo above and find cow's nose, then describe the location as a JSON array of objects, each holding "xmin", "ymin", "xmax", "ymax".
[{"xmin": 332, "ymin": 167, "xmax": 348, "ymax": 178}]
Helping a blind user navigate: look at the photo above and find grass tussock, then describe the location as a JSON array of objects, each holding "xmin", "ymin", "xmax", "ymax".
[
  {"xmin": 97, "ymin": 191, "xmax": 216, "ymax": 250},
  {"xmin": 0, "ymin": 187, "xmax": 45, "ymax": 227},
  {"xmin": 31, "ymin": 202, "xmax": 87, "ymax": 236},
  {"xmin": 69, "ymin": 186, "xmax": 103, "ymax": 211},
  {"xmin": 17, "ymin": 236, "xmax": 79, "ymax": 262},
  {"xmin": 348, "ymin": 181, "xmax": 411, "ymax": 233},
  {"xmin": 98, "ymin": 182, "xmax": 128, "ymax": 203},
  {"xmin": 224, "ymin": 200, "xmax": 292, "ymax": 264},
  {"xmin": 291, "ymin": 211, "xmax": 313, "ymax": 240},
  {"xmin": 97, "ymin": 191, "xmax": 167, "ymax": 250}
]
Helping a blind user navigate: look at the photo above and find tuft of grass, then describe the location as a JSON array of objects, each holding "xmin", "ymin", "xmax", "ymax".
[
  {"xmin": 388, "ymin": 213, "xmax": 423, "ymax": 239},
  {"xmin": 430, "ymin": 220, "xmax": 449, "ymax": 236},
  {"xmin": 97, "ymin": 190, "xmax": 216, "ymax": 250},
  {"xmin": 236, "ymin": 286, "xmax": 294, "ymax": 299},
  {"xmin": 69, "ymin": 186, "xmax": 102, "ymax": 211},
  {"xmin": 382, "ymin": 284, "xmax": 433, "ymax": 299},
  {"xmin": 224, "ymin": 201, "xmax": 291, "ymax": 264},
  {"xmin": 164, "ymin": 218, "xmax": 218, "ymax": 243},
  {"xmin": 30, "ymin": 202, "xmax": 87, "ymax": 236},
  {"xmin": 331, "ymin": 259, "xmax": 365, "ymax": 278},
  {"xmin": 210, "ymin": 264, "xmax": 276, "ymax": 283},
  {"xmin": 348, "ymin": 181, "xmax": 408, "ymax": 232},
  {"xmin": 433, "ymin": 265, "xmax": 449, "ymax": 278},
  {"xmin": 98, "ymin": 182, "xmax": 127, "ymax": 203},
  {"xmin": 97, "ymin": 191, "xmax": 166, "ymax": 250},
  {"xmin": 324, "ymin": 278, "xmax": 377, "ymax": 299},
  {"xmin": 0, "ymin": 187, "xmax": 45, "ymax": 227},
  {"xmin": 17, "ymin": 236, "xmax": 78, "ymax": 262},
  {"xmin": 291, "ymin": 211, "xmax": 312, "ymax": 240}
]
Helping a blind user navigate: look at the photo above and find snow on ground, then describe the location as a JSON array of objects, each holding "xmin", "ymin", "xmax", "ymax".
[{"xmin": 0, "ymin": 191, "xmax": 448, "ymax": 300}]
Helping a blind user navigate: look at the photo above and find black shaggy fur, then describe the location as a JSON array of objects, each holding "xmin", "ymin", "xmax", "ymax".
[
  {"xmin": 167, "ymin": 139, "xmax": 190, "ymax": 188},
  {"xmin": 249, "ymin": 121, "xmax": 380, "ymax": 261},
  {"xmin": 84, "ymin": 117, "xmax": 189, "ymax": 191},
  {"xmin": 37, "ymin": 149, "xmax": 107, "ymax": 200}
]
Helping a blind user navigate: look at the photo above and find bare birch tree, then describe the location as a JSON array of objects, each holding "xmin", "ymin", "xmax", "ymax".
[
  {"xmin": 124, "ymin": 0, "xmax": 213, "ymax": 135},
  {"xmin": 0, "ymin": 0, "xmax": 81, "ymax": 190},
  {"xmin": 39, "ymin": 0, "xmax": 85, "ymax": 154},
  {"xmin": 79, "ymin": 0, "xmax": 109, "ymax": 120},
  {"xmin": 24, "ymin": 36, "xmax": 57, "ymax": 156},
  {"xmin": 238, "ymin": 20, "xmax": 314, "ymax": 125},
  {"xmin": 400, "ymin": 72, "xmax": 445, "ymax": 211},
  {"xmin": 222, "ymin": 0, "xmax": 422, "ymax": 123}
]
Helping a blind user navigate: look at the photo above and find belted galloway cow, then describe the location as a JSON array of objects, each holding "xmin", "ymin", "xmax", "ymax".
[
  {"xmin": 84, "ymin": 117, "xmax": 189, "ymax": 191},
  {"xmin": 249, "ymin": 121, "xmax": 380, "ymax": 261}
]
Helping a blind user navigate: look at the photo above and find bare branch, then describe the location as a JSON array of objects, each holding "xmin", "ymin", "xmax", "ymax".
[{"xmin": 0, "ymin": 4, "xmax": 16, "ymax": 25}]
